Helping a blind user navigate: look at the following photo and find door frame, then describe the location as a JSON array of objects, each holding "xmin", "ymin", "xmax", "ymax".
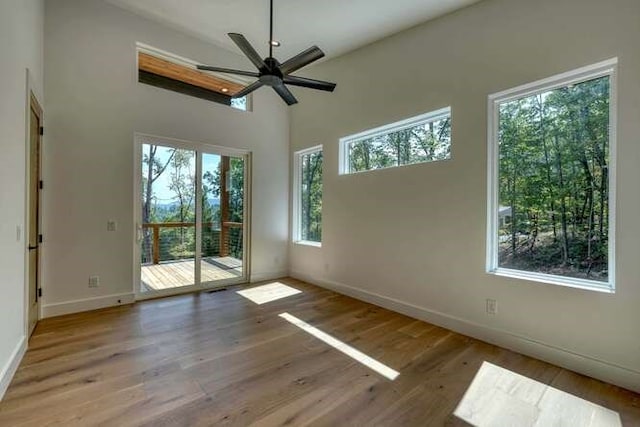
[
  {"xmin": 24, "ymin": 71, "xmax": 43, "ymax": 337},
  {"xmin": 133, "ymin": 133, "xmax": 252, "ymax": 300}
]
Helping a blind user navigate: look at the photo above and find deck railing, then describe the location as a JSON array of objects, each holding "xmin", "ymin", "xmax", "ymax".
[{"xmin": 142, "ymin": 222, "xmax": 242, "ymax": 264}]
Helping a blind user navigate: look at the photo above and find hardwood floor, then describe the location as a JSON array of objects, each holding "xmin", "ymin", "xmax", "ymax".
[{"xmin": 1, "ymin": 278, "xmax": 638, "ymax": 426}]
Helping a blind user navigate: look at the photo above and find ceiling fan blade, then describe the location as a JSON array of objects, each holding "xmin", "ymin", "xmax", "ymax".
[
  {"xmin": 273, "ymin": 84, "xmax": 298, "ymax": 105},
  {"xmin": 280, "ymin": 46, "xmax": 325, "ymax": 74},
  {"xmin": 283, "ymin": 76, "xmax": 336, "ymax": 92},
  {"xmin": 233, "ymin": 81, "xmax": 264, "ymax": 98},
  {"xmin": 228, "ymin": 33, "xmax": 267, "ymax": 70},
  {"xmin": 197, "ymin": 65, "xmax": 260, "ymax": 78}
]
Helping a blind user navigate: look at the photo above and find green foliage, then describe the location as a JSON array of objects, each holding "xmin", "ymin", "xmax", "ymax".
[
  {"xmin": 301, "ymin": 151, "xmax": 322, "ymax": 242},
  {"xmin": 167, "ymin": 149, "xmax": 195, "ymax": 224},
  {"xmin": 203, "ymin": 157, "xmax": 245, "ymax": 258},
  {"xmin": 141, "ymin": 146, "xmax": 245, "ymax": 264},
  {"xmin": 349, "ymin": 116, "xmax": 451, "ymax": 173},
  {"xmin": 498, "ymin": 76, "xmax": 610, "ymax": 281}
]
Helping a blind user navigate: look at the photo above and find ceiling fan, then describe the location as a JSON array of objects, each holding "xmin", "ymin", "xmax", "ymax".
[{"xmin": 197, "ymin": 0, "xmax": 336, "ymax": 106}]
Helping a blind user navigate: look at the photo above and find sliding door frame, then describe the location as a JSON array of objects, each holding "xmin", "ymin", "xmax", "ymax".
[{"xmin": 133, "ymin": 133, "xmax": 251, "ymax": 300}]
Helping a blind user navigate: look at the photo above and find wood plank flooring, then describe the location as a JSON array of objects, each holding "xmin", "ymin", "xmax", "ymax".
[{"xmin": 1, "ymin": 278, "xmax": 638, "ymax": 426}]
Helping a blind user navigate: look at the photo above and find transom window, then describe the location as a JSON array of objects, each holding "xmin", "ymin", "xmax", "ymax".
[
  {"xmin": 293, "ymin": 146, "xmax": 323, "ymax": 245},
  {"xmin": 487, "ymin": 59, "xmax": 617, "ymax": 292},
  {"xmin": 339, "ymin": 107, "xmax": 451, "ymax": 174}
]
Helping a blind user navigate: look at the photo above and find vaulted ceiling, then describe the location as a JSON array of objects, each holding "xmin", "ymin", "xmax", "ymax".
[{"xmin": 105, "ymin": 0, "xmax": 481, "ymax": 62}]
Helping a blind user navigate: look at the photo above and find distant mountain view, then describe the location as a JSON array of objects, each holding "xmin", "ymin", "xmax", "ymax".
[{"xmin": 154, "ymin": 197, "xmax": 220, "ymax": 210}]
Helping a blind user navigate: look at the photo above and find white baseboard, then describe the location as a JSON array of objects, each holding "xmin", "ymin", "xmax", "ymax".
[
  {"xmin": 291, "ymin": 271, "xmax": 640, "ymax": 394},
  {"xmin": 250, "ymin": 271, "xmax": 289, "ymax": 283},
  {"xmin": 0, "ymin": 336, "xmax": 27, "ymax": 401},
  {"xmin": 42, "ymin": 292, "xmax": 135, "ymax": 318}
]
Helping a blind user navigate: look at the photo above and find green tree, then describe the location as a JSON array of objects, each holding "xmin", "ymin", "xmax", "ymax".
[
  {"xmin": 165, "ymin": 149, "xmax": 196, "ymax": 259},
  {"xmin": 349, "ymin": 116, "xmax": 451, "ymax": 173},
  {"xmin": 301, "ymin": 151, "xmax": 322, "ymax": 241},
  {"xmin": 203, "ymin": 157, "xmax": 245, "ymax": 258},
  {"xmin": 141, "ymin": 144, "xmax": 174, "ymax": 263},
  {"xmin": 497, "ymin": 76, "xmax": 610, "ymax": 280}
]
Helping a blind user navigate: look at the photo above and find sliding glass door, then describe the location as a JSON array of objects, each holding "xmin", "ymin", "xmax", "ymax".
[
  {"xmin": 135, "ymin": 135, "xmax": 249, "ymax": 298},
  {"xmin": 199, "ymin": 153, "xmax": 245, "ymax": 286}
]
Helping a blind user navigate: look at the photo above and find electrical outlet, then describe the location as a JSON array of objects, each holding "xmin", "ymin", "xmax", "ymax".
[
  {"xmin": 89, "ymin": 276, "xmax": 100, "ymax": 288},
  {"xmin": 486, "ymin": 299, "xmax": 498, "ymax": 315},
  {"xmin": 107, "ymin": 220, "xmax": 117, "ymax": 232}
]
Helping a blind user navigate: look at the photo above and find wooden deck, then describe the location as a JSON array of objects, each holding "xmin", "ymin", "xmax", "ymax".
[{"xmin": 140, "ymin": 257, "xmax": 242, "ymax": 292}]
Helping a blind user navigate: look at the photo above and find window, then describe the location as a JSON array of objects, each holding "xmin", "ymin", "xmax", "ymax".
[
  {"xmin": 339, "ymin": 107, "xmax": 451, "ymax": 174},
  {"xmin": 230, "ymin": 97, "xmax": 247, "ymax": 111},
  {"xmin": 293, "ymin": 146, "xmax": 323, "ymax": 245},
  {"xmin": 136, "ymin": 43, "xmax": 250, "ymax": 111},
  {"xmin": 487, "ymin": 59, "xmax": 617, "ymax": 291}
]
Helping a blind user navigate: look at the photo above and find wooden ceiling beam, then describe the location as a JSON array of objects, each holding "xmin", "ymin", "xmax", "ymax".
[{"xmin": 138, "ymin": 52, "xmax": 247, "ymax": 96}]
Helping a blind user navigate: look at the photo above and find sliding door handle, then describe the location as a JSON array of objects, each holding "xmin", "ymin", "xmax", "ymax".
[
  {"xmin": 28, "ymin": 245, "xmax": 38, "ymax": 251},
  {"xmin": 136, "ymin": 223, "xmax": 144, "ymax": 242}
]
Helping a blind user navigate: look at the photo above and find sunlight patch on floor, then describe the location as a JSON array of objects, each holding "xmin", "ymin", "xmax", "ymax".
[
  {"xmin": 279, "ymin": 312, "xmax": 400, "ymax": 381},
  {"xmin": 237, "ymin": 282, "xmax": 302, "ymax": 305},
  {"xmin": 454, "ymin": 361, "xmax": 621, "ymax": 427}
]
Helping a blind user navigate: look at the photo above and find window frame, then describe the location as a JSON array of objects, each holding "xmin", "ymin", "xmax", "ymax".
[
  {"xmin": 338, "ymin": 107, "xmax": 452, "ymax": 175},
  {"xmin": 293, "ymin": 145, "xmax": 323, "ymax": 247},
  {"xmin": 486, "ymin": 58, "xmax": 618, "ymax": 293}
]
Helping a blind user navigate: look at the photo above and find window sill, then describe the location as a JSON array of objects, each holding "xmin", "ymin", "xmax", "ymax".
[
  {"xmin": 294, "ymin": 240, "xmax": 322, "ymax": 248},
  {"xmin": 488, "ymin": 268, "xmax": 614, "ymax": 294}
]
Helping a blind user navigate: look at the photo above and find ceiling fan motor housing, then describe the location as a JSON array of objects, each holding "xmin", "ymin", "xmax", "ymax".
[{"xmin": 260, "ymin": 57, "xmax": 284, "ymax": 86}]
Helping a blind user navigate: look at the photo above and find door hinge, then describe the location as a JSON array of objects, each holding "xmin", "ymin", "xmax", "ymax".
[
  {"xmin": 38, "ymin": 288, "xmax": 42, "ymax": 298},
  {"xmin": 39, "ymin": 180, "xmax": 43, "ymax": 190},
  {"xmin": 39, "ymin": 126, "xmax": 44, "ymax": 136},
  {"xmin": 38, "ymin": 234, "xmax": 43, "ymax": 243}
]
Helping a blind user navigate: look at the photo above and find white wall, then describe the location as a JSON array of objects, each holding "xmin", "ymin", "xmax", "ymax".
[
  {"xmin": 0, "ymin": 0, "xmax": 44, "ymax": 397},
  {"xmin": 42, "ymin": 0, "xmax": 290, "ymax": 314},
  {"xmin": 289, "ymin": 0, "xmax": 640, "ymax": 391}
]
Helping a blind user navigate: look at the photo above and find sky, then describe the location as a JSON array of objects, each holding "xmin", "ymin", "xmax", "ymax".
[{"xmin": 143, "ymin": 144, "xmax": 221, "ymax": 204}]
